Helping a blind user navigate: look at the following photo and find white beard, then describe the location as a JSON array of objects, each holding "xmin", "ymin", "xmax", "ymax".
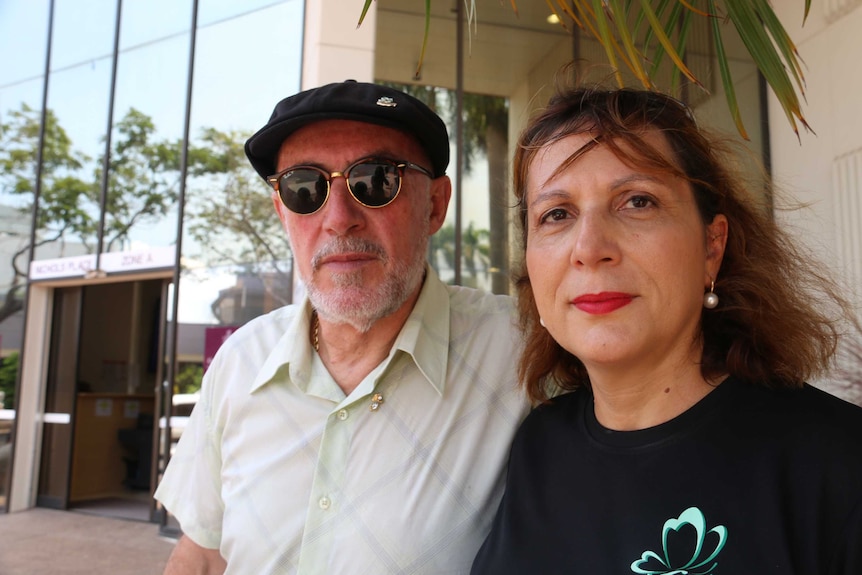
[{"xmin": 304, "ymin": 235, "xmax": 428, "ymax": 333}]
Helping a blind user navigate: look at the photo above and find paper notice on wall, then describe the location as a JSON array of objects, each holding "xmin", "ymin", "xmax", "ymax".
[
  {"xmin": 123, "ymin": 400, "xmax": 140, "ymax": 419},
  {"xmin": 95, "ymin": 398, "xmax": 113, "ymax": 417}
]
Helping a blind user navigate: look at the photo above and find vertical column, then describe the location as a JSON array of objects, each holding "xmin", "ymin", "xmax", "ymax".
[
  {"xmin": 302, "ymin": 0, "xmax": 377, "ymax": 89},
  {"xmin": 9, "ymin": 285, "xmax": 53, "ymax": 512},
  {"xmin": 833, "ymin": 151, "xmax": 862, "ymax": 300}
]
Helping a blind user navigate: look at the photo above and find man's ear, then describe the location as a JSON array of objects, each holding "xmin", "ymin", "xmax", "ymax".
[
  {"xmin": 272, "ymin": 192, "xmax": 290, "ymax": 232},
  {"xmin": 428, "ymin": 176, "xmax": 452, "ymax": 235}
]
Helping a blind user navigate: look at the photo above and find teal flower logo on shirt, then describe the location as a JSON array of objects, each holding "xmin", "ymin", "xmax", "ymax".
[{"xmin": 630, "ymin": 507, "xmax": 727, "ymax": 575}]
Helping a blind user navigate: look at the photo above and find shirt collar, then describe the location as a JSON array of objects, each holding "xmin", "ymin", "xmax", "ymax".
[
  {"xmin": 249, "ymin": 299, "xmax": 315, "ymax": 394},
  {"xmin": 249, "ymin": 265, "xmax": 450, "ymax": 396},
  {"xmin": 389, "ymin": 265, "xmax": 450, "ymax": 396}
]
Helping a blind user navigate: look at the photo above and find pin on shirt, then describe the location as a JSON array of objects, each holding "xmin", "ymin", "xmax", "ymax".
[{"xmin": 370, "ymin": 393, "xmax": 384, "ymax": 411}]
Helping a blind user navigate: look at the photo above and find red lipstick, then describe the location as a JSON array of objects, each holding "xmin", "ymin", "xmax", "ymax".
[{"xmin": 571, "ymin": 292, "xmax": 633, "ymax": 314}]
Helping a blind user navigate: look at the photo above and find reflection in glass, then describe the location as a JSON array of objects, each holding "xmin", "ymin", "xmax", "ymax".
[
  {"xmin": 100, "ymin": 0, "xmax": 193, "ymax": 253},
  {"xmin": 0, "ymin": 0, "xmax": 52, "ymax": 509},
  {"xmin": 375, "ymin": 1, "xmax": 573, "ymax": 294},
  {"xmin": 179, "ymin": 0, "xmax": 302, "ymax": 326},
  {"xmin": 156, "ymin": 0, "xmax": 304, "ymax": 531},
  {"xmin": 197, "ymin": 0, "xmax": 290, "ymax": 27},
  {"xmin": 37, "ymin": 0, "xmax": 117, "ymax": 259},
  {"xmin": 50, "ymin": 0, "xmax": 118, "ymax": 70},
  {"xmin": 373, "ymin": 84, "xmax": 514, "ymax": 292},
  {"xmin": 0, "ymin": 352, "xmax": 16, "ymax": 509},
  {"xmin": 456, "ymin": 93, "xmax": 510, "ymax": 293},
  {"xmin": 118, "ymin": 0, "xmax": 191, "ymax": 50}
]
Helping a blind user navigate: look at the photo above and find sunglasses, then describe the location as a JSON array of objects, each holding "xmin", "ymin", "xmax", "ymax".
[{"xmin": 268, "ymin": 157, "xmax": 433, "ymax": 215}]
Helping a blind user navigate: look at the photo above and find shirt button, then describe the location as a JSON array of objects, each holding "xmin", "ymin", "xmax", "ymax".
[
  {"xmin": 318, "ymin": 496, "xmax": 331, "ymax": 510},
  {"xmin": 337, "ymin": 409, "xmax": 349, "ymax": 421}
]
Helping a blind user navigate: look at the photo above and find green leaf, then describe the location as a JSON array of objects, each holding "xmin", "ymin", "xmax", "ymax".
[
  {"xmin": 725, "ymin": 0, "xmax": 808, "ymax": 137},
  {"xmin": 640, "ymin": 0, "xmax": 672, "ymax": 56},
  {"xmin": 357, "ymin": 0, "xmax": 373, "ymax": 27},
  {"xmin": 646, "ymin": 0, "xmax": 683, "ymax": 81},
  {"xmin": 708, "ymin": 0, "xmax": 748, "ymax": 139},
  {"xmin": 358, "ymin": 1, "xmax": 813, "ymax": 139},
  {"xmin": 638, "ymin": 0, "xmax": 701, "ymax": 88},
  {"xmin": 608, "ymin": 0, "xmax": 650, "ymax": 87},
  {"xmin": 752, "ymin": 0, "xmax": 805, "ymax": 93},
  {"xmin": 414, "ymin": 0, "xmax": 432, "ymax": 79},
  {"xmin": 668, "ymin": 6, "xmax": 692, "ymax": 93},
  {"xmin": 592, "ymin": 0, "xmax": 625, "ymax": 86}
]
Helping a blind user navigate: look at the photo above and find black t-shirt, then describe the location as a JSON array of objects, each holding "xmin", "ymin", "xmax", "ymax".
[{"xmin": 472, "ymin": 377, "xmax": 862, "ymax": 574}]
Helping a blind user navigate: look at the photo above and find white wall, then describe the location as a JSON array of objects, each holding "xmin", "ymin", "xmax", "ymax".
[
  {"xmin": 770, "ymin": 1, "xmax": 862, "ymax": 403},
  {"xmin": 302, "ymin": 0, "xmax": 376, "ymax": 88},
  {"xmin": 770, "ymin": 2, "xmax": 862, "ymax": 255}
]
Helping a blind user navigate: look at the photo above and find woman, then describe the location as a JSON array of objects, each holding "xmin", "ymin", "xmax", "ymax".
[{"xmin": 472, "ymin": 88, "xmax": 862, "ymax": 574}]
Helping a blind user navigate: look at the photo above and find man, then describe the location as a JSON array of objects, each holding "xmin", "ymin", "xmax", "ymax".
[{"xmin": 155, "ymin": 80, "xmax": 529, "ymax": 574}]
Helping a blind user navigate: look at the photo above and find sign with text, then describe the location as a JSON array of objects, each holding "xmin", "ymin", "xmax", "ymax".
[{"xmin": 29, "ymin": 246, "xmax": 176, "ymax": 280}]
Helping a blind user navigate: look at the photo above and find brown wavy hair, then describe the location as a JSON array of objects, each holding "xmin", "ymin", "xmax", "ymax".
[{"xmin": 514, "ymin": 86, "xmax": 856, "ymax": 403}]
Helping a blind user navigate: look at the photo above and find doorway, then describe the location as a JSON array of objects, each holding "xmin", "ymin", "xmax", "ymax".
[{"xmin": 36, "ymin": 278, "xmax": 168, "ymax": 522}]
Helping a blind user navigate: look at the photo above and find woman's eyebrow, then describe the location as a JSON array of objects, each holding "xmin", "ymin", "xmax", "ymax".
[
  {"xmin": 607, "ymin": 173, "xmax": 665, "ymax": 190},
  {"xmin": 527, "ymin": 189, "xmax": 571, "ymax": 211},
  {"xmin": 529, "ymin": 172, "xmax": 666, "ymax": 207}
]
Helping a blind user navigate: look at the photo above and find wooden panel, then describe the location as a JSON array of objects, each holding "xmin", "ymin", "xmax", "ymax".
[{"xmin": 69, "ymin": 394, "xmax": 154, "ymax": 502}]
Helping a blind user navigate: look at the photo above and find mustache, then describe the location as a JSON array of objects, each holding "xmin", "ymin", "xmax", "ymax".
[{"xmin": 311, "ymin": 237, "xmax": 388, "ymax": 269}]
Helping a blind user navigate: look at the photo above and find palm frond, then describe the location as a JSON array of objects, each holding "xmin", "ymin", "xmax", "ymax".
[
  {"xmin": 708, "ymin": 0, "xmax": 748, "ymax": 139},
  {"xmin": 358, "ymin": 1, "xmax": 812, "ymax": 139},
  {"xmin": 636, "ymin": 0, "xmax": 702, "ymax": 88},
  {"xmin": 724, "ymin": 0, "xmax": 810, "ymax": 137},
  {"xmin": 357, "ymin": 0, "xmax": 373, "ymax": 27}
]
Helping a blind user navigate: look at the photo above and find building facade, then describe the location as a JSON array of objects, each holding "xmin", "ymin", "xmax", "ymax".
[{"xmin": 0, "ymin": 0, "xmax": 859, "ymax": 532}]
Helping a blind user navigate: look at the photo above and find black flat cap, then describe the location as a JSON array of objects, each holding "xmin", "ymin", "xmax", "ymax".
[{"xmin": 245, "ymin": 80, "xmax": 450, "ymax": 180}]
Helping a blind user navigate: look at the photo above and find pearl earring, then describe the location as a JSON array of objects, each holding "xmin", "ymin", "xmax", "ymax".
[
  {"xmin": 703, "ymin": 280, "xmax": 719, "ymax": 309},
  {"xmin": 539, "ymin": 317, "xmax": 546, "ymax": 328}
]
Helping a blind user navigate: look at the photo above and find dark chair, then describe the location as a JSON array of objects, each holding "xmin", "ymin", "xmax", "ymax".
[{"xmin": 117, "ymin": 413, "xmax": 153, "ymax": 490}]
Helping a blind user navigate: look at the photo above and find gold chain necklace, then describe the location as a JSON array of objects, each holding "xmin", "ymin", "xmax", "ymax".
[
  {"xmin": 310, "ymin": 309, "xmax": 385, "ymax": 412},
  {"xmin": 311, "ymin": 310, "xmax": 320, "ymax": 352}
]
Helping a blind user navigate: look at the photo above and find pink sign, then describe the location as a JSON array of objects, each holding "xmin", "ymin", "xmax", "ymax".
[{"xmin": 204, "ymin": 326, "xmax": 237, "ymax": 373}]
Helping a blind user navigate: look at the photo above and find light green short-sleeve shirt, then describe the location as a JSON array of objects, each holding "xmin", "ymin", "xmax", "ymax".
[{"xmin": 155, "ymin": 268, "xmax": 530, "ymax": 574}]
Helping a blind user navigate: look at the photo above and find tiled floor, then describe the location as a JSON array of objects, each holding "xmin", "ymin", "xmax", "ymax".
[
  {"xmin": 0, "ymin": 507, "xmax": 175, "ymax": 574},
  {"xmin": 71, "ymin": 494, "xmax": 152, "ymax": 522}
]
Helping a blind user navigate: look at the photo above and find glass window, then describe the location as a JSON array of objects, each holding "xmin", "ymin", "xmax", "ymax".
[
  {"xmin": 376, "ymin": 0, "xmax": 574, "ymax": 294},
  {"xmin": 157, "ymin": 0, "xmax": 304, "ymax": 532},
  {"xmin": 179, "ymin": 0, "xmax": 303, "ymax": 330},
  {"xmin": 0, "ymin": 0, "xmax": 52, "ymax": 510},
  {"xmin": 118, "ymin": 0, "xmax": 191, "ymax": 50},
  {"xmin": 0, "ymin": 0, "xmax": 50, "ymax": 307},
  {"xmin": 103, "ymin": 0, "xmax": 194, "ymax": 253},
  {"xmin": 34, "ymin": 0, "xmax": 118, "ymax": 261}
]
